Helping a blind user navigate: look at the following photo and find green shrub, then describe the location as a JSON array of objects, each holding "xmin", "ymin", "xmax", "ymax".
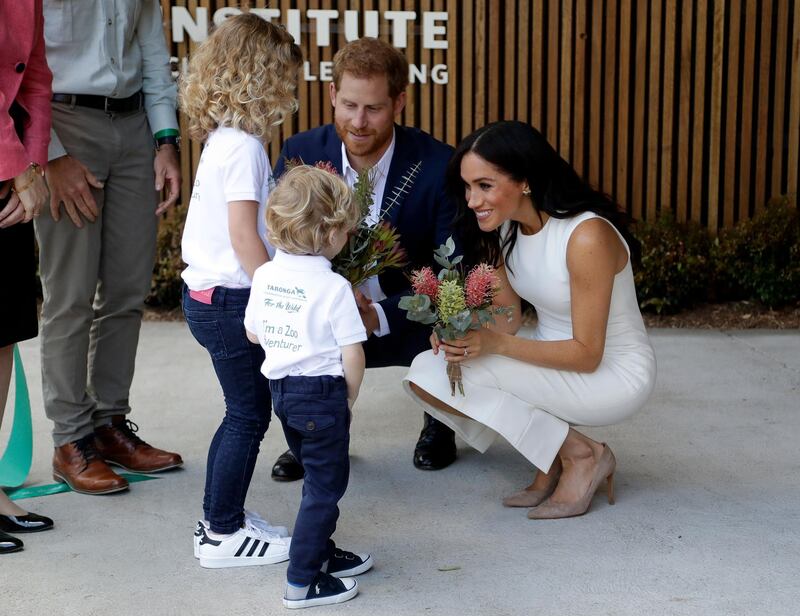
[
  {"xmin": 632, "ymin": 213, "xmax": 712, "ymax": 314},
  {"xmin": 146, "ymin": 204, "xmax": 186, "ymax": 308},
  {"xmin": 712, "ymin": 196, "xmax": 800, "ymax": 307},
  {"xmin": 144, "ymin": 197, "xmax": 800, "ymax": 313}
]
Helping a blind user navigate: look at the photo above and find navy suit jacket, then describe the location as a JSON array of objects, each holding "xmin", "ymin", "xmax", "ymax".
[{"xmin": 274, "ymin": 123, "xmax": 456, "ymax": 366}]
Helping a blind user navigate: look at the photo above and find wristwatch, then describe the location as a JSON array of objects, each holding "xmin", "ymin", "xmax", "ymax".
[{"xmin": 155, "ymin": 135, "xmax": 181, "ymax": 152}]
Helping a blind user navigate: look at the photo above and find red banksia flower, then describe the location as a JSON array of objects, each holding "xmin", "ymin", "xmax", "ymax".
[
  {"xmin": 411, "ymin": 266, "xmax": 440, "ymax": 299},
  {"xmin": 314, "ymin": 160, "xmax": 339, "ymax": 176},
  {"xmin": 464, "ymin": 264, "xmax": 498, "ymax": 308}
]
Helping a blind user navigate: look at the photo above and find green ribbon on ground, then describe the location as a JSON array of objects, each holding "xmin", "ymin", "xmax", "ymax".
[
  {"xmin": 0, "ymin": 345, "xmax": 33, "ymax": 488},
  {"xmin": 1, "ymin": 346, "xmax": 160, "ymax": 500},
  {"xmin": 7, "ymin": 472, "xmax": 159, "ymax": 500}
]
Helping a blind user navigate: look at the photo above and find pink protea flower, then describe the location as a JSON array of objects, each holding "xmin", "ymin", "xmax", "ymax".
[
  {"xmin": 464, "ymin": 264, "xmax": 498, "ymax": 308},
  {"xmin": 411, "ymin": 267, "xmax": 439, "ymax": 300},
  {"xmin": 314, "ymin": 160, "xmax": 339, "ymax": 176}
]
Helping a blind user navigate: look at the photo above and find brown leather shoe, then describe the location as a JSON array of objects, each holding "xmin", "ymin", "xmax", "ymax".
[
  {"xmin": 94, "ymin": 416, "xmax": 183, "ymax": 473},
  {"xmin": 53, "ymin": 436, "xmax": 129, "ymax": 495}
]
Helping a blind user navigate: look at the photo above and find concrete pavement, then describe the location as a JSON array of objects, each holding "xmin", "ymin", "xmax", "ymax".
[{"xmin": 1, "ymin": 324, "xmax": 799, "ymax": 615}]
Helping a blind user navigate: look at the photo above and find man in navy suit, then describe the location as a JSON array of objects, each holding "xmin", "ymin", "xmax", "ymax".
[{"xmin": 270, "ymin": 37, "xmax": 458, "ymax": 480}]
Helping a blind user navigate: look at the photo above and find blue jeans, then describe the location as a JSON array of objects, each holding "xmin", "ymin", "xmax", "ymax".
[
  {"xmin": 182, "ymin": 285, "xmax": 271, "ymax": 534},
  {"xmin": 271, "ymin": 375, "xmax": 350, "ymax": 585}
]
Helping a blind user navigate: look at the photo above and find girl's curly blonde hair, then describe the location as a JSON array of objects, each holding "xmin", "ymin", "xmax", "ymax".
[
  {"xmin": 179, "ymin": 13, "xmax": 303, "ymax": 143},
  {"xmin": 267, "ymin": 166, "xmax": 360, "ymax": 256}
]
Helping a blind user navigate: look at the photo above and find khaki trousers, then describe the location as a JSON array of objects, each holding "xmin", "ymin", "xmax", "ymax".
[{"xmin": 35, "ymin": 103, "xmax": 158, "ymax": 446}]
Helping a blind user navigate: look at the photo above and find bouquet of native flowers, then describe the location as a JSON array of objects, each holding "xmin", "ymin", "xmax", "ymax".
[
  {"xmin": 285, "ymin": 159, "xmax": 407, "ymax": 288},
  {"xmin": 398, "ymin": 237, "xmax": 513, "ymax": 396}
]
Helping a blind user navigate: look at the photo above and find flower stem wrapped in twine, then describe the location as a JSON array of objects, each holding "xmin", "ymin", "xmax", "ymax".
[{"xmin": 446, "ymin": 360, "xmax": 464, "ymax": 396}]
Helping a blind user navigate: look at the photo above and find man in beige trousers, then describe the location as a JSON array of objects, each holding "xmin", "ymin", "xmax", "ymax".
[{"xmin": 35, "ymin": 0, "xmax": 183, "ymax": 495}]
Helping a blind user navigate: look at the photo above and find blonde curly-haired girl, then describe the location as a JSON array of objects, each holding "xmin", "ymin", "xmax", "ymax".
[
  {"xmin": 179, "ymin": 13, "xmax": 301, "ymax": 143},
  {"xmin": 179, "ymin": 13, "xmax": 302, "ymax": 570}
]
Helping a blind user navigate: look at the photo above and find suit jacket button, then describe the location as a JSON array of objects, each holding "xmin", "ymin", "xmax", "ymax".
[
  {"xmin": 15, "ymin": 62, "xmax": 26, "ymax": 73},
  {"xmin": 306, "ymin": 420, "xmax": 315, "ymax": 431}
]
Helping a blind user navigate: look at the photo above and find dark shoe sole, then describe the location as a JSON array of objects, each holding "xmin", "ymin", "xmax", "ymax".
[
  {"xmin": 0, "ymin": 545, "xmax": 23, "ymax": 554},
  {"xmin": 413, "ymin": 451, "xmax": 457, "ymax": 471},
  {"xmin": 413, "ymin": 460, "xmax": 457, "ymax": 471},
  {"xmin": 105, "ymin": 459, "xmax": 184, "ymax": 473},
  {"xmin": 52, "ymin": 472, "xmax": 129, "ymax": 495},
  {"xmin": 0, "ymin": 522, "xmax": 54, "ymax": 534},
  {"xmin": 271, "ymin": 472, "xmax": 303, "ymax": 482}
]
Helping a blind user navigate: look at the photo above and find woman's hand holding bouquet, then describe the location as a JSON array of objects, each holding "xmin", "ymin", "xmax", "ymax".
[{"xmin": 399, "ymin": 237, "xmax": 513, "ymax": 395}]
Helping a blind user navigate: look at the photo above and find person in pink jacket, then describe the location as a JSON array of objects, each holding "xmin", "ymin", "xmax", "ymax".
[{"xmin": 0, "ymin": 0, "xmax": 55, "ymax": 554}]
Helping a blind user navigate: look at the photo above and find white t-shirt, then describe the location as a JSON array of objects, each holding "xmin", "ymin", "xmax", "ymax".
[
  {"xmin": 244, "ymin": 251, "xmax": 367, "ymax": 379},
  {"xmin": 181, "ymin": 126, "xmax": 275, "ymax": 290}
]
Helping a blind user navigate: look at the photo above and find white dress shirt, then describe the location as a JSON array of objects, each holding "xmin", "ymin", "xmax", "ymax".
[
  {"xmin": 44, "ymin": 0, "xmax": 178, "ymax": 159},
  {"xmin": 340, "ymin": 131, "xmax": 396, "ymax": 337}
]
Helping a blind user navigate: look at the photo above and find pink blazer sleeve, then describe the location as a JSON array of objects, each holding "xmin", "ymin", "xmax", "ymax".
[{"xmin": 0, "ymin": 1, "xmax": 53, "ymax": 181}]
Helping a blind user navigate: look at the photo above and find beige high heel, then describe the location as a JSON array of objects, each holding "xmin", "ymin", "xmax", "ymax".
[
  {"xmin": 527, "ymin": 444, "xmax": 616, "ymax": 519},
  {"xmin": 502, "ymin": 460, "xmax": 562, "ymax": 508}
]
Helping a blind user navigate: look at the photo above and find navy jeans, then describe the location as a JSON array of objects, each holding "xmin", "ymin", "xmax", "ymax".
[
  {"xmin": 182, "ymin": 285, "xmax": 271, "ymax": 534},
  {"xmin": 271, "ymin": 375, "xmax": 350, "ymax": 585}
]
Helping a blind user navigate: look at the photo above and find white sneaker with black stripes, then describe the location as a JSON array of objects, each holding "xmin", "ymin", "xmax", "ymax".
[
  {"xmin": 198, "ymin": 520, "xmax": 291, "ymax": 568},
  {"xmin": 194, "ymin": 510, "xmax": 290, "ymax": 559}
]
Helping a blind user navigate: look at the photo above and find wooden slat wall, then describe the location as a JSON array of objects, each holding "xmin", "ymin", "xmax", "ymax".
[{"xmin": 162, "ymin": 0, "xmax": 800, "ymax": 229}]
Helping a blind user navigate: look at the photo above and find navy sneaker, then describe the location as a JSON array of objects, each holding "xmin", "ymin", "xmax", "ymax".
[
  {"xmin": 323, "ymin": 547, "xmax": 374, "ymax": 577},
  {"xmin": 283, "ymin": 571, "xmax": 358, "ymax": 609}
]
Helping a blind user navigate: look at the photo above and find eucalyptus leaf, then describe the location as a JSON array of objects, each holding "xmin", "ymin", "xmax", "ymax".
[{"xmin": 449, "ymin": 309, "xmax": 473, "ymax": 332}]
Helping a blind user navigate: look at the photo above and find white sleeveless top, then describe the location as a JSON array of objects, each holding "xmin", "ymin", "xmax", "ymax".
[{"xmin": 503, "ymin": 212, "xmax": 651, "ymax": 354}]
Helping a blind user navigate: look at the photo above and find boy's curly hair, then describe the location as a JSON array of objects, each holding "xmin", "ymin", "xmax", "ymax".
[
  {"xmin": 267, "ymin": 166, "xmax": 360, "ymax": 256},
  {"xmin": 179, "ymin": 13, "xmax": 303, "ymax": 143}
]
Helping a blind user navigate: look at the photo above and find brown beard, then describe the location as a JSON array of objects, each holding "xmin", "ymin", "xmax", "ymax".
[{"xmin": 334, "ymin": 119, "xmax": 391, "ymax": 160}]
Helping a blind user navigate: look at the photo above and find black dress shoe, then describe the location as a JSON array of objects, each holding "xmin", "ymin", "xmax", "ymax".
[
  {"xmin": 271, "ymin": 449, "xmax": 304, "ymax": 482},
  {"xmin": 413, "ymin": 414, "xmax": 457, "ymax": 470},
  {"xmin": 0, "ymin": 511, "xmax": 54, "ymax": 533},
  {"xmin": 0, "ymin": 529, "xmax": 23, "ymax": 554}
]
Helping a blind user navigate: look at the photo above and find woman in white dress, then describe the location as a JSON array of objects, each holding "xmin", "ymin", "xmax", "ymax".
[{"xmin": 404, "ymin": 121, "xmax": 656, "ymax": 519}]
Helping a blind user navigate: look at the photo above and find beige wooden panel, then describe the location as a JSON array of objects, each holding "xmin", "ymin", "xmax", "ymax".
[
  {"xmin": 572, "ymin": 0, "xmax": 586, "ymax": 174},
  {"xmin": 675, "ymin": 0, "xmax": 693, "ymax": 222},
  {"xmin": 547, "ymin": 0, "xmax": 560, "ymax": 147},
  {"xmin": 787, "ymin": 0, "xmax": 800, "ymax": 198},
  {"xmin": 505, "ymin": 0, "xmax": 518, "ymax": 119},
  {"xmin": 531, "ymin": 0, "xmax": 545, "ymax": 130},
  {"xmin": 738, "ymin": 0, "xmax": 757, "ymax": 222},
  {"xmin": 660, "ymin": 0, "xmax": 676, "ymax": 212},
  {"xmin": 646, "ymin": 0, "xmax": 662, "ymax": 220},
  {"xmin": 753, "ymin": 2, "xmax": 772, "ymax": 211},
  {"xmin": 588, "ymin": 0, "xmax": 602, "ymax": 188},
  {"xmin": 488, "ymin": 0, "xmax": 500, "ymax": 121},
  {"xmin": 559, "ymin": 0, "xmax": 573, "ymax": 161},
  {"xmin": 631, "ymin": 1, "xmax": 648, "ymax": 221},
  {"xmin": 602, "ymin": 0, "xmax": 617, "ymax": 195},
  {"xmin": 462, "ymin": 0, "xmax": 474, "ymax": 137},
  {"xmin": 708, "ymin": 0, "xmax": 725, "ymax": 230},
  {"xmin": 616, "ymin": 0, "xmax": 631, "ymax": 211},
  {"xmin": 691, "ymin": 0, "xmax": 708, "ymax": 223},
  {"xmin": 517, "ymin": 0, "xmax": 531, "ymax": 124},
  {"xmin": 447, "ymin": 0, "xmax": 459, "ymax": 144},
  {"xmin": 476, "ymin": 0, "xmax": 486, "ymax": 128},
  {"xmin": 722, "ymin": 0, "xmax": 741, "ymax": 229},
  {"xmin": 772, "ymin": 0, "xmax": 789, "ymax": 197},
  {"xmin": 433, "ymin": 0, "xmax": 446, "ymax": 143}
]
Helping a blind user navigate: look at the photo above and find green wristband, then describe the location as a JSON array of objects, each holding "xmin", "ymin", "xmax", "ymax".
[{"xmin": 153, "ymin": 128, "xmax": 180, "ymax": 139}]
